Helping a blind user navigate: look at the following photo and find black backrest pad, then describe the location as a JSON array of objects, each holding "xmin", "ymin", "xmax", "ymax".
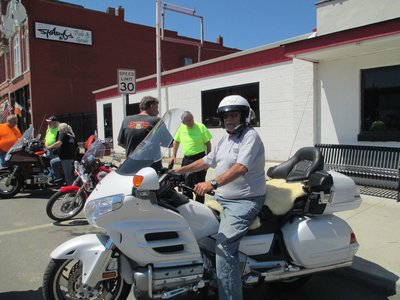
[{"xmin": 267, "ymin": 147, "xmax": 324, "ymax": 180}]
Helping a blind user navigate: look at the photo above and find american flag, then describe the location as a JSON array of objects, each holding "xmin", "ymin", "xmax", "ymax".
[{"xmin": 1, "ymin": 102, "xmax": 13, "ymax": 122}]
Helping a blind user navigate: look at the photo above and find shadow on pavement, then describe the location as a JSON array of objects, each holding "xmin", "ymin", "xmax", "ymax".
[
  {"xmin": 0, "ymin": 288, "xmax": 43, "ymax": 300},
  {"xmin": 53, "ymin": 218, "xmax": 89, "ymax": 227},
  {"xmin": 5, "ymin": 189, "xmax": 57, "ymax": 200},
  {"xmin": 351, "ymin": 256, "xmax": 399, "ymax": 290}
]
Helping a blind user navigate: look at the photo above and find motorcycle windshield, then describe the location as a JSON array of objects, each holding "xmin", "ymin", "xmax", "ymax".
[
  {"xmin": 82, "ymin": 138, "xmax": 106, "ymax": 161},
  {"xmin": 7, "ymin": 125, "xmax": 34, "ymax": 154},
  {"xmin": 117, "ymin": 108, "xmax": 184, "ymax": 175}
]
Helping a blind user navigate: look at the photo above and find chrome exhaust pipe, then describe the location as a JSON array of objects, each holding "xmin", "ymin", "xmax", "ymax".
[{"xmin": 262, "ymin": 261, "xmax": 353, "ymax": 282}]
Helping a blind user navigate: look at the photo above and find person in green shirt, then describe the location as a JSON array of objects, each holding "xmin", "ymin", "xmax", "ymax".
[
  {"xmin": 44, "ymin": 116, "xmax": 59, "ymax": 158},
  {"xmin": 170, "ymin": 111, "xmax": 212, "ymax": 203}
]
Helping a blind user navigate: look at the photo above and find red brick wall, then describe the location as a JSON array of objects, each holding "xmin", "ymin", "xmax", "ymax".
[{"xmin": 3, "ymin": 0, "xmax": 238, "ymax": 131}]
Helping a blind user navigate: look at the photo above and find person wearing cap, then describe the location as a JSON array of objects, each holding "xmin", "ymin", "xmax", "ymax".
[
  {"xmin": 118, "ymin": 95, "xmax": 160, "ymax": 157},
  {"xmin": 44, "ymin": 115, "xmax": 60, "ymax": 160},
  {"xmin": 174, "ymin": 95, "xmax": 265, "ymax": 300},
  {"xmin": 45, "ymin": 116, "xmax": 59, "ymax": 146},
  {"xmin": 170, "ymin": 111, "xmax": 212, "ymax": 203},
  {"xmin": 0, "ymin": 114, "xmax": 22, "ymax": 167}
]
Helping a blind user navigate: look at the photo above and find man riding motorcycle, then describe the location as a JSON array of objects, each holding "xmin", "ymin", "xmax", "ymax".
[{"xmin": 174, "ymin": 95, "xmax": 265, "ymax": 300}]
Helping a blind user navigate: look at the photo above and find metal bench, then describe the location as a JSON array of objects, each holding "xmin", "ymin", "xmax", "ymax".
[{"xmin": 314, "ymin": 144, "xmax": 400, "ymax": 202}]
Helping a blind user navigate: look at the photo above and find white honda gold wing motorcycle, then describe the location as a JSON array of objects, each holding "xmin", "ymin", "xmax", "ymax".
[{"xmin": 42, "ymin": 108, "xmax": 362, "ymax": 300}]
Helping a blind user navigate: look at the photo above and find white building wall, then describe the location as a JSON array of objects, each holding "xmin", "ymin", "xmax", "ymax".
[
  {"xmin": 96, "ymin": 95, "xmax": 125, "ymax": 153},
  {"xmin": 316, "ymin": 0, "xmax": 400, "ymax": 36},
  {"xmin": 291, "ymin": 59, "xmax": 315, "ymax": 156},
  {"xmin": 318, "ymin": 47, "xmax": 400, "ymax": 146},
  {"xmin": 97, "ymin": 60, "xmax": 315, "ymax": 162}
]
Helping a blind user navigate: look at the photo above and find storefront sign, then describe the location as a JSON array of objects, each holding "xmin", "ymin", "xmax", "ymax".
[{"xmin": 35, "ymin": 22, "xmax": 92, "ymax": 45}]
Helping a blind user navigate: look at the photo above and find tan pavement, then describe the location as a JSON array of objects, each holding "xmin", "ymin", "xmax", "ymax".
[{"xmin": 336, "ymin": 194, "xmax": 400, "ymax": 289}]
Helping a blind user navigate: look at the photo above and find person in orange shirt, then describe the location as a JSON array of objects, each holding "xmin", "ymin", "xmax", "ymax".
[{"xmin": 0, "ymin": 115, "xmax": 22, "ymax": 167}]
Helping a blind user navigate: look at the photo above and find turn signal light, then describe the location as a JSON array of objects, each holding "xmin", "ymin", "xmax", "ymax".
[
  {"xmin": 350, "ymin": 232, "xmax": 358, "ymax": 244},
  {"xmin": 102, "ymin": 271, "xmax": 117, "ymax": 279},
  {"xmin": 133, "ymin": 175, "xmax": 144, "ymax": 187}
]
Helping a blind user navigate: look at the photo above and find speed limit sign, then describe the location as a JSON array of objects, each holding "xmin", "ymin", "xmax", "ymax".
[{"xmin": 117, "ymin": 69, "xmax": 136, "ymax": 94}]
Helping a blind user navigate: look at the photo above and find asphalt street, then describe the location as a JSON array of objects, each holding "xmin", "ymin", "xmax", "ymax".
[{"xmin": 0, "ymin": 188, "xmax": 399, "ymax": 300}]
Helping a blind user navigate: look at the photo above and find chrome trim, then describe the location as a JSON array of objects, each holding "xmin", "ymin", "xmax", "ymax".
[
  {"xmin": 148, "ymin": 265, "xmax": 153, "ymax": 299},
  {"xmin": 262, "ymin": 261, "xmax": 352, "ymax": 282},
  {"xmin": 161, "ymin": 287, "xmax": 189, "ymax": 299}
]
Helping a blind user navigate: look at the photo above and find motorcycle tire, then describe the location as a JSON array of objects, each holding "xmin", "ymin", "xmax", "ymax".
[
  {"xmin": 46, "ymin": 190, "xmax": 86, "ymax": 222},
  {"xmin": 0, "ymin": 171, "xmax": 23, "ymax": 199},
  {"xmin": 42, "ymin": 258, "xmax": 131, "ymax": 300}
]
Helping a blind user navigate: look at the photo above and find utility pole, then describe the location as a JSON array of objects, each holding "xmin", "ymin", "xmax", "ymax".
[{"xmin": 156, "ymin": 0, "xmax": 162, "ymax": 114}]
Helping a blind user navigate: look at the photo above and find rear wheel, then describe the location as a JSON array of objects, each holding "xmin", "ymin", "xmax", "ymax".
[
  {"xmin": 42, "ymin": 259, "xmax": 131, "ymax": 300},
  {"xmin": 0, "ymin": 171, "xmax": 23, "ymax": 198},
  {"xmin": 46, "ymin": 190, "xmax": 86, "ymax": 221}
]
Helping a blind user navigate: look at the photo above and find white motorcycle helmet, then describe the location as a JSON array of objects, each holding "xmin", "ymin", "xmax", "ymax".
[{"xmin": 216, "ymin": 95, "xmax": 255, "ymax": 133}]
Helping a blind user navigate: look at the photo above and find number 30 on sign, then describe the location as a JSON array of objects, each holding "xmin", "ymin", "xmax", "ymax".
[{"xmin": 118, "ymin": 69, "xmax": 136, "ymax": 94}]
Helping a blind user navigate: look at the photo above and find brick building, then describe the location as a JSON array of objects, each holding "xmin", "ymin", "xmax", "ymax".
[{"xmin": 0, "ymin": 0, "xmax": 238, "ymax": 140}]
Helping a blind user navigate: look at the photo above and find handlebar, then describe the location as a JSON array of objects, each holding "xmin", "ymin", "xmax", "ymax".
[
  {"xmin": 178, "ymin": 182, "xmax": 215, "ymax": 196},
  {"xmin": 161, "ymin": 170, "xmax": 215, "ymax": 196}
]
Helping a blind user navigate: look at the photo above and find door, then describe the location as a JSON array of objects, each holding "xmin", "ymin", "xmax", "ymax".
[{"xmin": 103, "ymin": 103, "xmax": 113, "ymax": 142}]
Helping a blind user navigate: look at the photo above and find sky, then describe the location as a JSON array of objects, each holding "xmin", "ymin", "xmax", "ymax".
[{"xmin": 63, "ymin": 0, "xmax": 317, "ymax": 50}]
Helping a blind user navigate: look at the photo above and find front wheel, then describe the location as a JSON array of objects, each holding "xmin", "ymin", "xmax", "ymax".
[
  {"xmin": 46, "ymin": 190, "xmax": 86, "ymax": 221},
  {"xmin": 0, "ymin": 171, "xmax": 23, "ymax": 198},
  {"xmin": 42, "ymin": 259, "xmax": 131, "ymax": 300}
]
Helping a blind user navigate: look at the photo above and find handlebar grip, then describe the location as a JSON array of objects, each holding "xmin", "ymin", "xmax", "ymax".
[
  {"xmin": 167, "ymin": 161, "xmax": 175, "ymax": 170},
  {"xmin": 179, "ymin": 183, "xmax": 215, "ymax": 196}
]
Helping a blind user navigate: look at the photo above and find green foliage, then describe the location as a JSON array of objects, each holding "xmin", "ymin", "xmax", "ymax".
[{"xmin": 369, "ymin": 120, "xmax": 386, "ymax": 131}]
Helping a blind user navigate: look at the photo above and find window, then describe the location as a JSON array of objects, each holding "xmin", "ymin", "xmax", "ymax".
[
  {"xmin": 201, "ymin": 82, "xmax": 260, "ymax": 128},
  {"xmin": 127, "ymin": 103, "xmax": 140, "ymax": 115},
  {"xmin": 0, "ymin": 54, "xmax": 5, "ymax": 83},
  {"xmin": 13, "ymin": 34, "xmax": 22, "ymax": 77},
  {"xmin": 182, "ymin": 57, "xmax": 193, "ymax": 66},
  {"xmin": 24, "ymin": 27, "xmax": 30, "ymax": 71},
  {"xmin": 358, "ymin": 65, "xmax": 400, "ymax": 141}
]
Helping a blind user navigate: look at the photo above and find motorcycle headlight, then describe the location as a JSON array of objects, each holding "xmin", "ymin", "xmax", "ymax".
[{"xmin": 85, "ymin": 194, "xmax": 124, "ymax": 227}]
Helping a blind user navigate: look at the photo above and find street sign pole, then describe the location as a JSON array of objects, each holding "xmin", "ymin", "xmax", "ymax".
[{"xmin": 117, "ymin": 69, "xmax": 136, "ymax": 117}]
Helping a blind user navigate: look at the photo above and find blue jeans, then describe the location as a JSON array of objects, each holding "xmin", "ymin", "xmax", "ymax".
[
  {"xmin": 214, "ymin": 194, "xmax": 265, "ymax": 300},
  {"xmin": 50, "ymin": 157, "xmax": 74, "ymax": 185},
  {"xmin": 0, "ymin": 151, "xmax": 6, "ymax": 168}
]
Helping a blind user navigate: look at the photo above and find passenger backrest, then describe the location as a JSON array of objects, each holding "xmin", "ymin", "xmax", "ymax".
[{"xmin": 267, "ymin": 147, "xmax": 324, "ymax": 182}]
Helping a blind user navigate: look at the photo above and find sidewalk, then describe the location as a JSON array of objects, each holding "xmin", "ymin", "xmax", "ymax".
[{"xmin": 335, "ymin": 194, "xmax": 400, "ymax": 290}]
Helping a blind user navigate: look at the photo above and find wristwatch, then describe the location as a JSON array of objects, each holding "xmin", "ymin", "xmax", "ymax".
[{"xmin": 210, "ymin": 179, "xmax": 218, "ymax": 189}]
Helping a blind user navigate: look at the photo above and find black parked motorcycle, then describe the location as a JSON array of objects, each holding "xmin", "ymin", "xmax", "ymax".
[{"xmin": 0, "ymin": 126, "xmax": 71, "ymax": 198}]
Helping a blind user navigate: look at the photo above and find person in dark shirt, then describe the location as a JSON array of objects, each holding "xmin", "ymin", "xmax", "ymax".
[
  {"xmin": 46, "ymin": 123, "xmax": 78, "ymax": 185},
  {"xmin": 118, "ymin": 96, "xmax": 160, "ymax": 156}
]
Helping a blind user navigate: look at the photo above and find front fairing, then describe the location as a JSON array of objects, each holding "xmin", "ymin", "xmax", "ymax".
[
  {"xmin": 85, "ymin": 109, "xmax": 185, "ymax": 225},
  {"xmin": 88, "ymin": 170, "xmax": 133, "ymax": 200}
]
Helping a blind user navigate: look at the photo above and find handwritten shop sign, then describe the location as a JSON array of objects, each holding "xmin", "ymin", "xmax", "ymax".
[{"xmin": 35, "ymin": 22, "xmax": 92, "ymax": 46}]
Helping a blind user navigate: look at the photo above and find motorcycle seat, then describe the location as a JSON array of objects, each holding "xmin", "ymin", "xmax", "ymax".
[{"xmin": 204, "ymin": 179, "xmax": 306, "ymax": 230}]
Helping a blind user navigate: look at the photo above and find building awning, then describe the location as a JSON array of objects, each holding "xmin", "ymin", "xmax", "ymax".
[{"xmin": 283, "ymin": 17, "xmax": 400, "ymax": 62}]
